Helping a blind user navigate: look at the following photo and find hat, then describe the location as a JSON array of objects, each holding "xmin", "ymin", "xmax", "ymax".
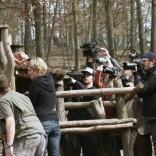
[
  {"xmin": 142, "ymin": 52, "xmax": 156, "ymax": 60},
  {"xmin": 82, "ymin": 67, "xmax": 94, "ymax": 76}
]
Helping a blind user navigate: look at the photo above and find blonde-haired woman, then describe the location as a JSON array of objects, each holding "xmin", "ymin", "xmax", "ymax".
[{"xmin": 26, "ymin": 57, "xmax": 60, "ymax": 156}]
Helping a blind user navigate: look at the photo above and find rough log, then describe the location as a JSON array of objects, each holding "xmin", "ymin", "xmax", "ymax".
[
  {"xmin": 56, "ymin": 80, "xmax": 66, "ymax": 121},
  {"xmin": 98, "ymin": 97, "xmax": 106, "ymax": 117},
  {"xmin": 125, "ymin": 83, "xmax": 144, "ymax": 102},
  {"xmin": 0, "ymin": 41, "xmax": 7, "ymax": 70},
  {"xmin": 91, "ymin": 100, "xmax": 106, "ymax": 119},
  {"xmin": 64, "ymin": 100, "xmax": 115, "ymax": 109},
  {"xmin": 60, "ymin": 122, "xmax": 133, "ymax": 134},
  {"xmin": 59, "ymin": 118, "xmax": 137, "ymax": 128},
  {"xmin": 56, "ymin": 87, "xmax": 137, "ymax": 98},
  {"xmin": 1, "ymin": 28, "xmax": 15, "ymax": 90},
  {"xmin": 114, "ymin": 79, "xmax": 130, "ymax": 156},
  {"xmin": 50, "ymin": 68, "xmax": 66, "ymax": 80}
]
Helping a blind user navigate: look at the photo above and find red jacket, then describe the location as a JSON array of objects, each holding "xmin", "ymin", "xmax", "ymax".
[{"xmin": 94, "ymin": 70, "xmax": 117, "ymax": 119}]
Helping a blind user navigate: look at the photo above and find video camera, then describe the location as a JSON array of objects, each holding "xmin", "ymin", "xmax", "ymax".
[
  {"xmin": 129, "ymin": 48, "xmax": 141, "ymax": 59},
  {"xmin": 103, "ymin": 66, "xmax": 119, "ymax": 79},
  {"xmin": 80, "ymin": 41, "xmax": 100, "ymax": 57},
  {"xmin": 123, "ymin": 49, "xmax": 142, "ymax": 71},
  {"xmin": 64, "ymin": 66, "xmax": 84, "ymax": 86},
  {"xmin": 123, "ymin": 49, "xmax": 147, "ymax": 79}
]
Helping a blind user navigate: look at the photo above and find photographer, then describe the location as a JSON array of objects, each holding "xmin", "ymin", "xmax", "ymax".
[
  {"xmin": 94, "ymin": 49, "xmax": 122, "ymax": 156},
  {"xmin": 132, "ymin": 52, "xmax": 156, "ymax": 155},
  {"xmin": 66, "ymin": 66, "xmax": 100, "ymax": 156}
]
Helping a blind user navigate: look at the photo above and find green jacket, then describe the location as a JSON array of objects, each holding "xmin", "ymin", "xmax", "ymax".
[{"xmin": 0, "ymin": 90, "xmax": 46, "ymax": 140}]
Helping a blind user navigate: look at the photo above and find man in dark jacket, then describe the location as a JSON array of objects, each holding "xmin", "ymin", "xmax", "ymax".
[
  {"xmin": 132, "ymin": 52, "xmax": 156, "ymax": 154},
  {"xmin": 66, "ymin": 67, "xmax": 100, "ymax": 156}
]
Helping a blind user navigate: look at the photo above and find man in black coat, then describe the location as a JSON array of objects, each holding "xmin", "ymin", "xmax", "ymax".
[{"xmin": 132, "ymin": 52, "xmax": 156, "ymax": 154}]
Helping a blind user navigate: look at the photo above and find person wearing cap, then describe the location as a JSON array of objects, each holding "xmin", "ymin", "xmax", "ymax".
[
  {"xmin": 132, "ymin": 52, "xmax": 156, "ymax": 154},
  {"xmin": 66, "ymin": 66, "xmax": 100, "ymax": 156}
]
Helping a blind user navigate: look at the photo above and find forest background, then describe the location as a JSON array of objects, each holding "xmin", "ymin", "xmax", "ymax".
[{"xmin": 0, "ymin": 0, "xmax": 156, "ymax": 71}]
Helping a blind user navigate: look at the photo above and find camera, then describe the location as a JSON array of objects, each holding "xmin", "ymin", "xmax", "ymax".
[
  {"xmin": 96, "ymin": 58, "xmax": 108, "ymax": 65},
  {"xmin": 80, "ymin": 41, "xmax": 100, "ymax": 57},
  {"xmin": 129, "ymin": 48, "xmax": 141, "ymax": 59},
  {"xmin": 120, "ymin": 76, "xmax": 133, "ymax": 87},
  {"xmin": 103, "ymin": 66, "xmax": 119, "ymax": 79},
  {"xmin": 64, "ymin": 66, "xmax": 84, "ymax": 86},
  {"xmin": 123, "ymin": 59, "xmax": 142, "ymax": 71}
]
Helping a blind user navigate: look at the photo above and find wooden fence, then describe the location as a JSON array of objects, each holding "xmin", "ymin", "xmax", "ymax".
[{"xmin": 55, "ymin": 78, "xmax": 144, "ymax": 156}]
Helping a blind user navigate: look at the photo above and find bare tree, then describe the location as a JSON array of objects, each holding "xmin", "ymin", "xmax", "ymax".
[
  {"xmin": 31, "ymin": 0, "xmax": 44, "ymax": 58},
  {"xmin": 72, "ymin": 0, "xmax": 80, "ymax": 71},
  {"xmin": 130, "ymin": 0, "xmax": 136, "ymax": 52},
  {"xmin": 24, "ymin": 0, "xmax": 33, "ymax": 56},
  {"xmin": 151, "ymin": 0, "xmax": 156, "ymax": 53},
  {"xmin": 136, "ymin": 0, "xmax": 146, "ymax": 55}
]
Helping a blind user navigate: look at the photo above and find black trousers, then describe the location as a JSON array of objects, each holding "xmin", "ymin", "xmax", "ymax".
[
  {"xmin": 134, "ymin": 132, "xmax": 152, "ymax": 156},
  {"xmin": 66, "ymin": 134, "xmax": 98, "ymax": 156}
]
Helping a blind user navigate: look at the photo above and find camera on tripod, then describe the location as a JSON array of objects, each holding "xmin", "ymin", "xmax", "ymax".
[
  {"xmin": 103, "ymin": 66, "xmax": 119, "ymax": 79},
  {"xmin": 80, "ymin": 41, "xmax": 100, "ymax": 57}
]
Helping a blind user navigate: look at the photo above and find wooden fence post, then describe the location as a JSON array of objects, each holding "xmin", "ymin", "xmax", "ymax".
[{"xmin": 113, "ymin": 79, "xmax": 130, "ymax": 156}]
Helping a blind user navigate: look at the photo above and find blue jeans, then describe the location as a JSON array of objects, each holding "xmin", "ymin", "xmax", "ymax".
[{"xmin": 42, "ymin": 120, "xmax": 61, "ymax": 156}]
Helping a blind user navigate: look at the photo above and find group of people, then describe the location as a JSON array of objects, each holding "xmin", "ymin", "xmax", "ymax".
[
  {"xmin": 65, "ymin": 49, "xmax": 156, "ymax": 156},
  {"xmin": 0, "ymin": 53, "xmax": 60, "ymax": 156},
  {"xmin": 1, "ymin": 48, "xmax": 156, "ymax": 156}
]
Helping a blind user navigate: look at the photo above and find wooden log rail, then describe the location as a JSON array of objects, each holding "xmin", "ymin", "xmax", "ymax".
[
  {"xmin": 60, "ymin": 118, "xmax": 137, "ymax": 128},
  {"xmin": 65, "ymin": 101, "xmax": 115, "ymax": 109},
  {"xmin": 56, "ymin": 83, "xmax": 143, "ymax": 98},
  {"xmin": 61, "ymin": 122, "xmax": 134, "ymax": 134}
]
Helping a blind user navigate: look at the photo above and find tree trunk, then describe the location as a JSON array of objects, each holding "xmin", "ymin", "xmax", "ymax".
[
  {"xmin": 92, "ymin": 0, "xmax": 97, "ymax": 41},
  {"xmin": 130, "ymin": 0, "xmax": 136, "ymax": 52},
  {"xmin": 1, "ymin": 28, "xmax": 15, "ymax": 90},
  {"xmin": 105, "ymin": 0, "xmax": 115, "ymax": 58},
  {"xmin": 32, "ymin": 0, "xmax": 44, "ymax": 58},
  {"xmin": 72, "ymin": 1, "xmax": 80, "ymax": 71},
  {"xmin": 136, "ymin": 0, "xmax": 146, "ymax": 55},
  {"xmin": 24, "ymin": 0, "xmax": 33, "ymax": 56},
  {"xmin": 151, "ymin": 0, "xmax": 156, "ymax": 53},
  {"xmin": 113, "ymin": 79, "xmax": 130, "ymax": 156},
  {"xmin": 46, "ymin": 1, "xmax": 58, "ymax": 65}
]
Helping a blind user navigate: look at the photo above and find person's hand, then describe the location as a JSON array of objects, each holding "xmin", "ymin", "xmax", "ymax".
[
  {"xmin": 100, "ymin": 48, "xmax": 110, "ymax": 58},
  {"xmin": 97, "ymin": 65, "xmax": 103, "ymax": 71},
  {"xmin": 19, "ymin": 52, "xmax": 29, "ymax": 60},
  {"xmin": 70, "ymin": 77, "xmax": 76, "ymax": 84},
  {"xmin": 6, "ymin": 147, "xmax": 14, "ymax": 156}
]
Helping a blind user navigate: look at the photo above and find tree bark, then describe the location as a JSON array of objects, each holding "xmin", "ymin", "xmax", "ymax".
[
  {"xmin": 1, "ymin": 28, "xmax": 15, "ymax": 90},
  {"xmin": 151, "ymin": 0, "xmax": 156, "ymax": 52},
  {"xmin": 24, "ymin": 0, "xmax": 33, "ymax": 56},
  {"xmin": 72, "ymin": 0, "xmax": 80, "ymax": 71},
  {"xmin": 31, "ymin": 0, "xmax": 44, "ymax": 58},
  {"xmin": 136, "ymin": 0, "xmax": 146, "ymax": 55}
]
